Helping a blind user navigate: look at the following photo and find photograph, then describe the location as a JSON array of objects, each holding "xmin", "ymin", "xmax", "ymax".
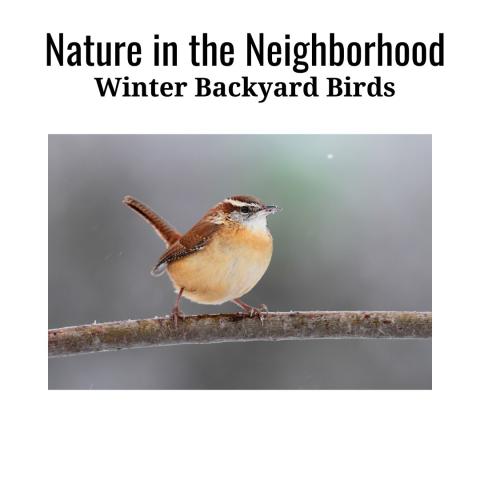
[{"xmin": 48, "ymin": 134, "xmax": 432, "ymax": 389}]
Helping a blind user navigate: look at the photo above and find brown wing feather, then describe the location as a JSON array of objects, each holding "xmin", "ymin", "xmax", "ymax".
[
  {"xmin": 151, "ymin": 220, "xmax": 220, "ymax": 276},
  {"xmin": 123, "ymin": 196, "xmax": 181, "ymax": 247}
]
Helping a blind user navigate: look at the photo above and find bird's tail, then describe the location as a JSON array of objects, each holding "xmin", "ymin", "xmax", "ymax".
[{"xmin": 123, "ymin": 195, "xmax": 181, "ymax": 247}]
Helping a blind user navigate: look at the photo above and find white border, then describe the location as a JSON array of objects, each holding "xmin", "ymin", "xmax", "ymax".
[{"xmin": 3, "ymin": 0, "xmax": 479, "ymax": 478}]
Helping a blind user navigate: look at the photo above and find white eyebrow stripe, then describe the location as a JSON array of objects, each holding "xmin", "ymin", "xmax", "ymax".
[{"xmin": 224, "ymin": 199, "xmax": 258, "ymax": 208}]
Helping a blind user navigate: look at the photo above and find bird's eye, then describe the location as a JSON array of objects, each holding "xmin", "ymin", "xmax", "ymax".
[{"xmin": 240, "ymin": 206, "xmax": 249, "ymax": 214}]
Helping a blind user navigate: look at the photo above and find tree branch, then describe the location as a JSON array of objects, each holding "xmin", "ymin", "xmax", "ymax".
[{"xmin": 48, "ymin": 311, "xmax": 432, "ymax": 358}]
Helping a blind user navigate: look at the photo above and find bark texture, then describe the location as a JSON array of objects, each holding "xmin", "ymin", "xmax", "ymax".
[{"xmin": 49, "ymin": 311, "xmax": 432, "ymax": 358}]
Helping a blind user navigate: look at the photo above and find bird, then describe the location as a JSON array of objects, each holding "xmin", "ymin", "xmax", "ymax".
[{"xmin": 123, "ymin": 194, "xmax": 281, "ymax": 324}]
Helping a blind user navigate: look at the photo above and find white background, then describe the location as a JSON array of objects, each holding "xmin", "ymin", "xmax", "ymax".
[{"xmin": 2, "ymin": 0, "xmax": 479, "ymax": 478}]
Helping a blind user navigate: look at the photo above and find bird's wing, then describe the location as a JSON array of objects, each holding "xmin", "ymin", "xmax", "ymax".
[{"xmin": 151, "ymin": 221, "xmax": 220, "ymax": 276}]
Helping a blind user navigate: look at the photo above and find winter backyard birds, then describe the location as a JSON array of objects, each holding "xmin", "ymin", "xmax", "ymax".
[{"xmin": 123, "ymin": 195, "xmax": 281, "ymax": 324}]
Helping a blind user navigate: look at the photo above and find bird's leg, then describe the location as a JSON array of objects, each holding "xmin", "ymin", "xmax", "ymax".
[
  {"xmin": 232, "ymin": 298, "xmax": 268, "ymax": 323},
  {"xmin": 171, "ymin": 287, "xmax": 184, "ymax": 327},
  {"xmin": 232, "ymin": 298, "xmax": 258, "ymax": 315}
]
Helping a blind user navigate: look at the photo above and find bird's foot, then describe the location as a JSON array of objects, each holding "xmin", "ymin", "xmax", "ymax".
[
  {"xmin": 234, "ymin": 300, "xmax": 268, "ymax": 325},
  {"xmin": 256, "ymin": 304, "xmax": 269, "ymax": 326},
  {"xmin": 170, "ymin": 306, "xmax": 184, "ymax": 328}
]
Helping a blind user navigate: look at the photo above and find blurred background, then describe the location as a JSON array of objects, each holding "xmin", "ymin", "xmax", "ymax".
[{"xmin": 48, "ymin": 135, "xmax": 431, "ymax": 389}]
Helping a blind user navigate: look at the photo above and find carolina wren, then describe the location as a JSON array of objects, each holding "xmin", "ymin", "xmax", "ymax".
[{"xmin": 123, "ymin": 195, "xmax": 281, "ymax": 322}]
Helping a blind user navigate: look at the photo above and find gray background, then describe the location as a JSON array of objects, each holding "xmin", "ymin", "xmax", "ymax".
[{"xmin": 48, "ymin": 135, "xmax": 431, "ymax": 389}]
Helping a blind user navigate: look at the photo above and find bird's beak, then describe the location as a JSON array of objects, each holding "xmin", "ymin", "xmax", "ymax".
[{"xmin": 263, "ymin": 205, "xmax": 282, "ymax": 215}]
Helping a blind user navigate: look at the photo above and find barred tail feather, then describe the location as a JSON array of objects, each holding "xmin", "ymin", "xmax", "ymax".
[{"xmin": 123, "ymin": 195, "xmax": 181, "ymax": 247}]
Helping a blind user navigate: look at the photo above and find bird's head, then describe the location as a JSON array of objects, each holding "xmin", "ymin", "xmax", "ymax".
[{"xmin": 208, "ymin": 195, "xmax": 281, "ymax": 230}]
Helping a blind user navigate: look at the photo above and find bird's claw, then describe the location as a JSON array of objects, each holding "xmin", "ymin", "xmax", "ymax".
[
  {"xmin": 259, "ymin": 304, "xmax": 269, "ymax": 314},
  {"xmin": 247, "ymin": 305, "xmax": 268, "ymax": 325},
  {"xmin": 233, "ymin": 299, "xmax": 268, "ymax": 325},
  {"xmin": 170, "ymin": 307, "xmax": 184, "ymax": 328}
]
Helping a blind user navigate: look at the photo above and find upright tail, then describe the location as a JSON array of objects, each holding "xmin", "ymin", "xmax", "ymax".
[{"xmin": 123, "ymin": 195, "xmax": 182, "ymax": 247}]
